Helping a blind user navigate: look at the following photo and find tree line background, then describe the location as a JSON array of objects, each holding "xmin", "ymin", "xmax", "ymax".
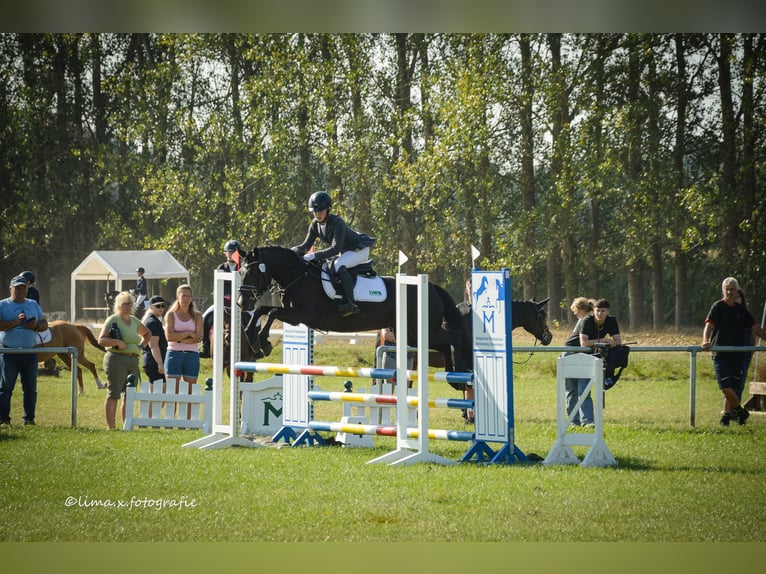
[{"xmin": 1, "ymin": 33, "xmax": 764, "ymax": 330}]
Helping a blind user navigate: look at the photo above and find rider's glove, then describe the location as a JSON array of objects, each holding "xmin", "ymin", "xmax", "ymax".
[{"xmin": 303, "ymin": 252, "xmax": 316, "ymax": 262}]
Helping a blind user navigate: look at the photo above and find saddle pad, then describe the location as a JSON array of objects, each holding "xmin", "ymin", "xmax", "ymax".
[
  {"xmin": 321, "ymin": 269, "xmax": 387, "ymax": 303},
  {"xmin": 35, "ymin": 328, "xmax": 52, "ymax": 345}
]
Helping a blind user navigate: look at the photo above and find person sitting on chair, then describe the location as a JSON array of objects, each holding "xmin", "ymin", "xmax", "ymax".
[{"xmin": 291, "ymin": 191, "xmax": 375, "ymax": 317}]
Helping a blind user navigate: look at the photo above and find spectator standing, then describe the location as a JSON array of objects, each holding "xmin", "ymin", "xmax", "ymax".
[
  {"xmin": 734, "ymin": 288, "xmax": 755, "ymax": 397},
  {"xmin": 201, "ymin": 239, "xmax": 244, "ymax": 358},
  {"xmin": 702, "ymin": 277, "xmax": 766, "ymax": 426},
  {"xmin": 20, "ymin": 271, "xmax": 39, "ymax": 303},
  {"xmin": 0, "ymin": 275, "xmax": 48, "ymax": 425},
  {"xmin": 564, "ymin": 297, "xmax": 595, "ymax": 427},
  {"xmin": 164, "ymin": 284, "xmax": 203, "ymax": 417},
  {"xmin": 142, "ymin": 296, "xmax": 168, "ymax": 388},
  {"xmin": 456, "ymin": 277, "xmax": 475, "ymax": 423},
  {"xmin": 98, "ymin": 291, "xmax": 150, "ymax": 429},
  {"xmin": 132, "ymin": 267, "xmax": 148, "ymax": 312},
  {"xmin": 20, "ymin": 270, "xmax": 52, "ymax": 344}
]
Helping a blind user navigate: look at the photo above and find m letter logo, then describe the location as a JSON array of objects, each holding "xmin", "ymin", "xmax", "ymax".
[{"xmin": 482, "ymin": 310, "xmax": 495, "ymax": 334}]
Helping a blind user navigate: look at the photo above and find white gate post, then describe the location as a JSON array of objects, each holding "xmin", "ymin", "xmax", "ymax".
[{"xmin": 543, "ymin": 353, "xmax": 616, "ymax": 467}]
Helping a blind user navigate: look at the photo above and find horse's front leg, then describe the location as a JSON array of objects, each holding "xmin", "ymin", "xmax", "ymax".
[{"xmin": 245, "ymin": 305, "xmax": 280, "ymax": 357}]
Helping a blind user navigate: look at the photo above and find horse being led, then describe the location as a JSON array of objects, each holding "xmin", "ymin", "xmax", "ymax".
[
  {"xmin": 35, "ymin": 321, "xmax": 107, "ymax": 395},
  {"xmin": 238, "ymin": 246, "xmax": 472, "ymax": 372}
]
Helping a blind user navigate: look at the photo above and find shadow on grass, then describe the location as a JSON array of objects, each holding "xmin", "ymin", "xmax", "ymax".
[{"xmin": 0, "ymin": 430, "xmax": 28, "ymax": 443}]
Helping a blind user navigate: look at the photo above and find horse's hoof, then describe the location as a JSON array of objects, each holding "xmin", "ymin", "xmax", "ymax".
[{"xmin": 262, "ymin": 341, "xmax": 273, "ymax": 356}]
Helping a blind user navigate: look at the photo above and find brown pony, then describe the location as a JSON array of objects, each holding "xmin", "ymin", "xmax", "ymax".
[{"xmin": 36, "ymin": 321, "xmax": 107, "ymax": 394}]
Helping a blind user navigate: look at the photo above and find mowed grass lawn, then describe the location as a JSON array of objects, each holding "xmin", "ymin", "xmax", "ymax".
[{"xmin": 1, "ymin": 327, "xmax": 765, "ymax": 548}]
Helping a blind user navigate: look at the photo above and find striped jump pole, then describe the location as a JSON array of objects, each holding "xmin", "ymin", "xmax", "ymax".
[
  {"xmin": 308, "ymin": 421, "xmax": 474, "ymax": 442},
  {"xmin": 307, "ymin": 390, "xmax": 473, "ymax": 411},
  {"xmin": 234, "ymin": 362, "xmax": 473, "ymax": 386}
]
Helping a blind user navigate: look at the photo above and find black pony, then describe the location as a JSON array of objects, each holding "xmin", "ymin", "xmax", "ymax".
[
  {"xmin": 464, "ymin": 298, "xmax": 553, "ymax": 345},
  {"xmin": 238, "ymin": 245, "xmax": 472, "ymax": 372},
  {"xmin": 428, "ymin": 298, "xmax": 553, "ymax": 378}
]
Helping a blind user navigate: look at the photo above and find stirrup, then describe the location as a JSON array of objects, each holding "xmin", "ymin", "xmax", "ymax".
[{"xmin": 339, "ymin": 300, "xmax": 359, "ymax": 317}]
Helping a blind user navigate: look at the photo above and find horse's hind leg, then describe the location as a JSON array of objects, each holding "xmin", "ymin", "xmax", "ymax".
[
  {"xmin": 57, "ymin": 353, "xmax": 85, "ymax": 395},
  {"xmin": 80, "ymin": 356, "xmax": 106, "ymax": 391},
  {"xmin": 59, "ymin": 352, "xmax": 104, "ymax": 394}
]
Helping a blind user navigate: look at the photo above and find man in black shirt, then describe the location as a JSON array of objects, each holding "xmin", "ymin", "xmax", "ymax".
[{"xmin": 702, "ymin": 277, "xmax": 766, "ymax": 426}]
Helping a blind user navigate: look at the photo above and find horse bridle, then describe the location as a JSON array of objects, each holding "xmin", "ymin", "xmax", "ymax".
[
  {"xmin": 512, "ymin": 308, "xmax": 550, "ymax": 365},
  {"xmin": 239, "ymin": 258, "xmax": 270, "ymax": 302}
]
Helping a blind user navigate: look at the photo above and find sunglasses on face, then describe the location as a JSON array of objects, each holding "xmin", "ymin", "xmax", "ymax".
[{"xmin": 152, "ymin": 304, "xmax": 166, "ymax": 309}]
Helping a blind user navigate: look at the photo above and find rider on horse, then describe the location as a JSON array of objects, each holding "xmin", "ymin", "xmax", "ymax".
[{"xmin": 291, "ymin": 191, "xmax": 375, "ymax": 317}]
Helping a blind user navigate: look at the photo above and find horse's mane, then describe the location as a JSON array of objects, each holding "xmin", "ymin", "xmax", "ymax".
[{"xmin": 255, "ymin": 244, "xmax": 302, "ymax": 261}]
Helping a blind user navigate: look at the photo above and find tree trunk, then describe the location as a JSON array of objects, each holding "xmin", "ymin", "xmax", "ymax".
[
  {"xmin": 519, "ymin": 34, "xmax": 538, "ymax": 300},
  {"xmin": 628, "ymin": 263, "xmax": 645, "ymax": 329},
  {"xmin": 718, "ymin": 33, "xmax": 738, "ymax": 256}
]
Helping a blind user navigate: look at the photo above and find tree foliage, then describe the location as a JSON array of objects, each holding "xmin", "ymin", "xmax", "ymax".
[{"xmin": 1, "ymin": 33, "xmax": 764, "ymax": 328}]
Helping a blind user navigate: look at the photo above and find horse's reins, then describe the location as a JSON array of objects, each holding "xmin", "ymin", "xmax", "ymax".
[{"xmin": 512, "ymin": 337, "xmax": 539, "ymax": 365}]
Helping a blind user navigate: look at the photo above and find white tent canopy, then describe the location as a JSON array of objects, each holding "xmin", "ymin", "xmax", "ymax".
[{"xmin": 70, "ymin": 250, "xmax": 190, "ymax": 321}]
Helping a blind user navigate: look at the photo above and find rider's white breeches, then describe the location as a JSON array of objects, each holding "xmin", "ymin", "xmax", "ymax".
[{"xmin": 332, "ymin": 247, "xmax": 370, "ymax": 271}]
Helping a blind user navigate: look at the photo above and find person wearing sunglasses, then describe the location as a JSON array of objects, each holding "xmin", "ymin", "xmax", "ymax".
[
  {"xmin": 97, "ymin": 291, "xmax": 151, "ymax": 429},
  {"xmin": 141, "ymin": 295, "xmax": 168, "ymax": 391}
]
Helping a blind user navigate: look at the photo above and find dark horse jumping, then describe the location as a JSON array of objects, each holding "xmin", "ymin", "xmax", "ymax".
[{"xmin": 238, "ymin": 246, "xmax": 472, "ymax": 372}]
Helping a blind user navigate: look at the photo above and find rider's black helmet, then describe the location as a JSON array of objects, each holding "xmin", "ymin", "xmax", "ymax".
[
  {"xmin": 20, "ymin": 271, "xmax": 35, "ymax": 284},
  {"xmin": 224, "ymin": 240, "xmax": 241, "ymax": 252},
  {"xmin": 308, "ymin": 191, "xmax": 332, "ymax": 213}
]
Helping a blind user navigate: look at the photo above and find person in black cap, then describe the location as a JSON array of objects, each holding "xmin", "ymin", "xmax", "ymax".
[
  {"xmin": 201, "ymin": 240, "xmax": 245, "ymax": 358},
  {"xmin": 141, "ymin": 295, "xmax": 168, "ymax": 389},
  {"xmin": 20, "ymin": 271, "xmax": 39, "ymax": 303},
  {"xmin": 132, "ymin": 267, "xmax": 147, "ymax": 312}
]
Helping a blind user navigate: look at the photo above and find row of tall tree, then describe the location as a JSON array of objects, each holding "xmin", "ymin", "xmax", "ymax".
[{"xmin": 1, "ymin": 33, "xmax": 764, "ymax": 329}]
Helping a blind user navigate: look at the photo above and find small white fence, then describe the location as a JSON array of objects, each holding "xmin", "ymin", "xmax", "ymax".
[{"xmin": 124, "ymin": 376, "xmax": 211, "ymax": 432}]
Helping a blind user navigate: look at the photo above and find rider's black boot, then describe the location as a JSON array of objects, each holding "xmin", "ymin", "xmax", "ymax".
[{"xmin": 336, "ymin": 266, "xmax": 360, "ymax": 317}]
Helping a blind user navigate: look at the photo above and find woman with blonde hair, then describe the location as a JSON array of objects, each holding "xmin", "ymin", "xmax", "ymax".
[
  {"xmin": 163, "ymin": 285, "xmax": 203, "ymax": 417},
  {"xmin": 98, "ymin": 291, "xmax": 151, "ymax": 429},
  {"xmin": 563, "ymin": 297, "xmax": 595, "ymax": 426}
]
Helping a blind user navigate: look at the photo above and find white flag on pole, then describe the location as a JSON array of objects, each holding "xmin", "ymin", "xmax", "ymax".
[
  {"xmin": 471, "ymin": 244, "xmax": 480, "ymax": 266},
  {"xmin": 398, "ymin": 251, "xmax": 409, "ymax": 267}
]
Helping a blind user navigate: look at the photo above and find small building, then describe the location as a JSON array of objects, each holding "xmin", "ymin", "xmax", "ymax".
[{"xmin": 70, "ymin": 250, "xmax": 190, "ymax": 322}]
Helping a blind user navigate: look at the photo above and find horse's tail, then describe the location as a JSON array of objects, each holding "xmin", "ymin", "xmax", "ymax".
[
  {"xmin": 77, "ymin": 324, "xmax": 107, "ymax": 352},
  {"xmin": 432, "ymin": 284, "xmax": 461, "ymax": 330},
  {"xmin": 432, "ymin": 284, "xmax": 473, "ymax": 372}
]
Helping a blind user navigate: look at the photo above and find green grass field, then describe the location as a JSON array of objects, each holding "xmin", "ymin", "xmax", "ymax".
[{"xmin": 2, "ymin": 328, "xmax": 765, "ymax": 545}]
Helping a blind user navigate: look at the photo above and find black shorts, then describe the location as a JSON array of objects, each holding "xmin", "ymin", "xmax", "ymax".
[
  {"xmin": 143, "ymin": 364, "xmax": 166, "ymax": 385},
  {"xmin": 712, "ymin": 354, "xmax": 744, "ymax": 391}
]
